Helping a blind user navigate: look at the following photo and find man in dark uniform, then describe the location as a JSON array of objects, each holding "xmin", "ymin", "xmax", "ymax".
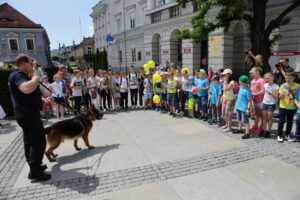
[{"xmin": 9, "ymin": 54, "xmax": 51, "ymax": 181}]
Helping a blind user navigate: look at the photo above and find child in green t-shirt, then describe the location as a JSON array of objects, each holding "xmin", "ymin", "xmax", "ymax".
[{"xmin": 277, "ymin": 72, "xmax": 300, "ymax": 143}]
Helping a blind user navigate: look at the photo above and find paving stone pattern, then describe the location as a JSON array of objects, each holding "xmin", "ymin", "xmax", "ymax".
[{"xmin": 1, "ymin": 118, "xmax": 300, "ymax": 199}]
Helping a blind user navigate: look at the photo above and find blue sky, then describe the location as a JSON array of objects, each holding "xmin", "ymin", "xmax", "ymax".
[{"xmin": 2, "ymin": 0, "xmax": 99, "ymax": 49}]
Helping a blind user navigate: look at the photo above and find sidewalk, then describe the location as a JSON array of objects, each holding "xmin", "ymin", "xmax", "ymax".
[{"xmin": 0, "ymin": 110, "xmax": 300, "ymax": 200}]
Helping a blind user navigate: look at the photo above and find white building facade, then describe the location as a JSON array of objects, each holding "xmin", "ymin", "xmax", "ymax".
[{"xmin": 91, "ymin": 0, "xmax": 300, "ymax": 73}]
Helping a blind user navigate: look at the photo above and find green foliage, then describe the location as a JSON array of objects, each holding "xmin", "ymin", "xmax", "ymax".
[
  {"xmin": 176, "ymin": 29, "xmax": 191, "ymax": 41},
  {"xmin": 93, "ymin": 48, "xmax": 108, "ymax": 71},
  {"xmin": 0, "ymin": 68, "xmax": 13, "ymax": 116}
]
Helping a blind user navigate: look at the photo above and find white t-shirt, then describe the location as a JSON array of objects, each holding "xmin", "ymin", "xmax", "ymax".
[
  {"xmin": 263, "ymin": 83, "xmax": 279, "ymax": 105},
  {"xmin": 51, "ymin": 81, "xmax": 64, "ymax": 98},
  {"xmin": 71, "ymin": 77, "xmax": 84, "ymax": 97},
  {"xmin": 119, "ymin": 77, "xmax": 128, "ymax": 93},
  {"xmin": 129, "ymin": 73, "xmax": 138, "ymax": 89}
]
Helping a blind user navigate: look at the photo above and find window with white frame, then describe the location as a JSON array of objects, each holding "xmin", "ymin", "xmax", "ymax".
[
  {"xmin": 8, "ymin": 38, "xmax": 18, "ymax": 51},
  {"xmin": 131, "ymin": 48, "xmax": 136, "ymax": 62},
  {"xmin": 25, "ymin": 38, "xmax": 35, "ymax": 51},
  {"xmin": 87, "ymin": 47, "xmax": 92, "ymax": 54},
  {"xmin": 130, "ymin": 13, "xmax": 135, "ymax": 29},
  {"xmin": 116, "ymin": 18, "xmax": 121, "ymax": 33}
]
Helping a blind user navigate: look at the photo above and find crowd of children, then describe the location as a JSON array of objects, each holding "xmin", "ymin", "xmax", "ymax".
[{"xmin": 40, "ymin": 63, "xmax": 300, "ymax": 143}]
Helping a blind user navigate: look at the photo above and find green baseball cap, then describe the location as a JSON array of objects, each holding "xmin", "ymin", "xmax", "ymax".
[
  {"xmin": 239, "ymin": 75, "xmax": 249, "ymax": 85},
  {"xmin": 199, "ymin": 69, "xmax": 206, "ymax": 74}
]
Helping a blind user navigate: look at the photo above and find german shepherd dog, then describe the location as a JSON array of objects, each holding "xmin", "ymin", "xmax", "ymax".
[{"xmin": 45, "ymin": 105, "xmax": 103, "ymax": 162}]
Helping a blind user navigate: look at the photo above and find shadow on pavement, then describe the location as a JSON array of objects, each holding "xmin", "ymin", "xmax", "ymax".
[
  {"xmin": 0, "ymin": 123, "xmax": 17, "ymax": 135},
  {"xmin": 42, "ymin": 144, "xmax": 120, "ymax": 194}
]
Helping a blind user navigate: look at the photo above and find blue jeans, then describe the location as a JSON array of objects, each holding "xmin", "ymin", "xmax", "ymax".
[
  {"xmin": 236, "ymin": 109, "xmax": 249, "ymax": 124},
  {"xmin": 197, "ymin": 96, "xmax": 208, "ymax": 114},
  {"xmin": 296, "ymin": 113, "xmax": 300, "ymax": 140}
]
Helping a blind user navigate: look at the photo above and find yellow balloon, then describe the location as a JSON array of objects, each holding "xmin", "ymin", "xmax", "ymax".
[
  {"xmin": 153, "ymin": 95, "xmax": 161, "ymax": 104},
  {"xmin": 153, "ymin": 74, "xmax": 162, "ymax": 83},
  {"xmin": 144, "ymin": 64, "xmax": 150, "ymax": 72},
  {"xmin": 148, "ymin": 60, "xmax": 155, "ymax": 69},
  {"xmin": 181, "ymin": 67, "xmax": 190, "ymax": 75}
]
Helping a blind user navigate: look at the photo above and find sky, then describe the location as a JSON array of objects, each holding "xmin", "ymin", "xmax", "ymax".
[{"xmin": 2, "ymin": 0, "xmax": 100, "ymax": 50}]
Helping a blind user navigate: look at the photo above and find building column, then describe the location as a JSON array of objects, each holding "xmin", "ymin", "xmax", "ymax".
[
  {"xmin": 147, "ymin": 0, "xmax": 155, "ymax": 10},
  {"xmin": 208, "ymin": 32, "xmax": 233, "ymax": 72},
  {"xmin": 182, "ymin": 39, "xmax": 201, "ymax": 74},
  {"xmin": 161, "ymin": 41, "xmax": 171, "ymax": 65}
]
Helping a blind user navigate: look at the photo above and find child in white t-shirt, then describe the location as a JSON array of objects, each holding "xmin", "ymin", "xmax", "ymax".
[
  {"xmin": 261, "ymin": 72, "xmax": 279, "ymax": 137},
  {"xmin": 70, "ymin": 70, "xmax": 84, "ymax": 114},
  {"xmin": 50, "ymin": 73, "xmax": 65, "ymax": 120}
]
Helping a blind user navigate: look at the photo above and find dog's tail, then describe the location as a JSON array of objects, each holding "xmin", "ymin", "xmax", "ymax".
[{"xmin": 44, "ymin": 127, "xmax": 51, "ymax": 135}]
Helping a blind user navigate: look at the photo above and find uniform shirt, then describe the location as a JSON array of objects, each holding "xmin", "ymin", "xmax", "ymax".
[
  {"xmin": 236, "ymin": 87, "xmax": 252, "ymax": 112},
  {"xmin": 51, "ymin": 81, "xmax": 64, "ymax": 97},
  {"xmin": 262, "ymin": 83, "xmax": 279, "ymax": 105},
  {"xmin": 71, "ymin": 77, "xmax": 84, "ymax": 97},
  {"xmin": 210, "ymin": 82, "xmax": 222, "ymax": 105},
  {"xmin": 196, "ymin": 78, "xmax": 209, "ymax": 97},
  {"xmin": 279, "ymin": 82, "xmax": 300, "ymax": 110},
  {"xmin": 129, "ymin": 73, "xmax": 138, "ymax": 89},
  {"xmin": 8, "ymin": 69, "xmax": 42, "ymax": 113}
]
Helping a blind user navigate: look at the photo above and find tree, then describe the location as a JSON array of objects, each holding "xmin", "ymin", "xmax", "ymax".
[
  {"xmin": 177, "ymin": 0, "xmax": 300, "ymax": 71},
  {"xmin": 93, "ymin": 48, "xmax": 101, "ymax": 72}
]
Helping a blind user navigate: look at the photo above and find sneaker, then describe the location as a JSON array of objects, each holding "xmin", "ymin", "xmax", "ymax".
[
  {"xmin": 155, "ymin": 108, "xmax": 159, "ymax": 112},
  {"xmin": 286, "ymin": 135, "xmax": 293, "ymax": 142},
  {"xmin": 250, "ymin": 126, "xmax": 258, "ymax": 132},
  {"xmin": 264, "ymin": 131, "xmax": 270, "ymax": 138},
  {"xmin": 241, "ymin": 134, "xmax": 250, "ymax": 139},
  {"xmin": 198, "ymin": 116, "xmax": 204, "ymax": 120},
  {"xmin": 169, "ymin": 112, "xmax": 174, "ymax": 116},
  {"xmin": 232, "ymin": 129, "xmax": 244, "ymax": 134},
  {"xmin": 223, "ymin": 128, "xmax": 232, "ymax": 132},
  {"xmin": 207, "ymin": 119, "xmax": 213, "ymax": 124},
  {"xmin": 277, "ymin": 136, "xmax": 284, "ymax": 143},
  {"xmin": 222, "ymin": 125, "xmax": 228, "ymax": 129},
  {"xmin": 203, "ymin": 117, "xmax": 208, "ymax": 122},
  {"xmin": 293, "ymin": 139, "xmax": 300, "ymax": 143}
]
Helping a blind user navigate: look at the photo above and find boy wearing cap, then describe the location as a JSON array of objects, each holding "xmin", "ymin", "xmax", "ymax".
[
  {"xmin": 208, "ymin": 75, "xmax": 222, "ymax": 124},
  {"xmin": 235, "ymin": 75, "xmax": 252, "ymax": 139},
  {"xmin": 196, "ymin": 69, "xmax": 210, "ymax": 121}
]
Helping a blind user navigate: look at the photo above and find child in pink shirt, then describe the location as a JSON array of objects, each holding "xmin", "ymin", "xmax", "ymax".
[{"xmin": 250, "ymin": 67, "xmax": 266, "ymax": 135}]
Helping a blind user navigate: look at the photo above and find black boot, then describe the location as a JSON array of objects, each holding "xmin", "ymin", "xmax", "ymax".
[{"xmin": 28, "ymin": 165, "xmax": 51, "ymax": 181}]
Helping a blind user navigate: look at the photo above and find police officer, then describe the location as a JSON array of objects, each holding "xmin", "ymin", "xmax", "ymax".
[{"xmin": 9, "ymin": 54, "xmax": 51, "ymax": 181}]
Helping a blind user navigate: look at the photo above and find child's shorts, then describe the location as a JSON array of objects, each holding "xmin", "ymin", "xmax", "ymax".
[
  {"xmin": 252, "ymin": 101, "xmax": 262, "ymax": 109},
  {"xmin": 54, "ymin": 97, "xmax": 64, "ymax": 104},
  {"xmin": 144, "ymin": 93, "xmax": 153, "ymax": 100},
  {"xmin": 261, "ymin": 103, "xmax": 276, "ymax": 112},
  {"xmin": 188, "ymin": 98, "xmax": 196, "ymax": 110},
  {"xmin": 236, "ymin": 109, "xmax": 249, "ymax": 124},
  {"xmin": 168, "ymin": 93, "xmax": 178, "ymax": 107},
  {"xmin": 222, "ymin": 100, "xmax": 235, "ymax": 119}
]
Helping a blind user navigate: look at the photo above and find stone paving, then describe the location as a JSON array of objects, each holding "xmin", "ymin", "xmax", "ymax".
[{"xmin": 0, "ymin": 110, "xmax": 300, "ymax": 200}]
